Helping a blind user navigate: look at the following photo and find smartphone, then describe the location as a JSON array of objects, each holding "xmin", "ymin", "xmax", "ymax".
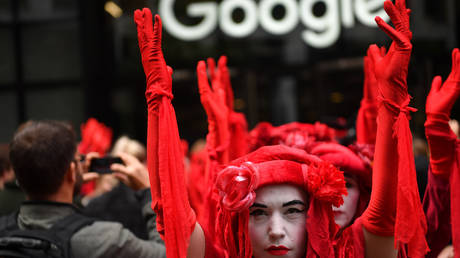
[{"xmin": 89, "ymin": 156, "xmax": 124, "ymax": 174}]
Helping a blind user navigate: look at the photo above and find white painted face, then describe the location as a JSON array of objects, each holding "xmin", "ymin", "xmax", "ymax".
[
  {"xmin": 249, "ymin": 184, "xmax": 308, "ymax": 258},
  {"xmin": 333, "ymin": 173, "xmax": 360, "ymax": 228}
]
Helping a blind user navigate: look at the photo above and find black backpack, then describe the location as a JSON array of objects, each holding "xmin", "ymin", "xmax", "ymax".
[{"xmin": 0, "ymin": 212, "xmax": 95, "ymax": 258}]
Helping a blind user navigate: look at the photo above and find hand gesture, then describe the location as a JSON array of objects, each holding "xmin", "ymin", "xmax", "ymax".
[
  {"xmin": 363, "ymin": 46, "xmax": 385, "ymax": 101},
  {"xmin": 426, "ymin": 49, "xmax": 460, "ymax": 121},
  {"xmin": 217, "ymin": 56, "xmax": 234, "ymax": 110},
  {"xmin": 111, "ymin": 152, "xmax": 150, "ymax": 191},
  {"xmin": 197, "ymin": 60, "xmax": 230, "ymax": 162},
  {"xmin": 134, "ymin": 9, "xmax": 173, "ymax": 108},
  {"xmin": 206, "ymin": 56, "xmax": 234, "ymax": 111},
  {"xmin": 369, "ymin": 0, "xmax": 412, "ymax": 105}
]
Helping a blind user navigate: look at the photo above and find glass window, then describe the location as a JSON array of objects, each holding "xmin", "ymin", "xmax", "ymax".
[
  {"xmin": 0, "ymin": 28, "xmax": 15, "ymax": 84},
  {"xmin": 0, "ymin": 92, "xmax": 18, "ymax": 142},
  {"xmin": 19, "ymin": 0, "xmax": 77, "ymax": 21},
  {"xmin": 22, "ymin": 21, "xmax": 81, "ymax": 82},
  {"xmin": 25, "ymin": 87, "xmax": 84, "ymax": 128},
  {"xmin": 0, "ymin": 0, "xmax": 12, "ymax": 23}
]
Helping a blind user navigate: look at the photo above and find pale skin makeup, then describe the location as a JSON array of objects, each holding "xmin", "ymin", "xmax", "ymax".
[
  {"xmin": 333, "ymin": 173, "xmax": 361, "ymax": 228},
  {"xmin": 248, "ymin": 184, "xmax": 308, "ymax": 258}
]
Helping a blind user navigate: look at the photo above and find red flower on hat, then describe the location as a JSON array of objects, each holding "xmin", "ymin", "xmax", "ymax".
[
  {"xmin": 215, "ymin": 162, "xmax": 259, "ymax": 211},
  {"xmin": 304, "ymin": 161, "xmax": 347, "ymax": 207}
]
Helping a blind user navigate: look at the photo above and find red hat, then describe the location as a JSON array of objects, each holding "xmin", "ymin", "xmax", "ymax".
[
  {"xmin": 214, "ymin": 145, "xmax": 347, "ymax": 258},
  {"xmin": 249, "ymin": 122, "xmax": 337, "ymax": 153},
  {"xmin": 309, "ymin": 142, "xmax": 372, "ymax": 187}
]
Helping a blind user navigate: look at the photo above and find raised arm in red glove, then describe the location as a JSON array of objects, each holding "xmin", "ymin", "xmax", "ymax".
[
  {"xmin": 424, "ymin": 48, "xmax": 460, "ymax": 257},
  {"xmin": 425, "ymin": 49, "xmax": 460, "ymax": 176},
  {"xmin": 356, "ymin": 46, "xmax": 385, "ymax": 145},
  {"xmin": 217, "ymin": 56, "xmax": 250, "ymax": 160},
  {"xmin": 197, "ymin": 60, "xmax": 230, "ymax": 164},
  {"xmin": 135, "ymin": 9, "xmax": 201, "ymax": 258},
  {"xmin": 361, "ymin": 0, "xmax": 428, "ymax": 257}
]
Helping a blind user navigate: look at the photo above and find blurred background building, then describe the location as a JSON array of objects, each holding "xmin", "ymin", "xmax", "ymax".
[{"xmin": 0, "ymin": 0, "xmax": 458, "ymax": 145}]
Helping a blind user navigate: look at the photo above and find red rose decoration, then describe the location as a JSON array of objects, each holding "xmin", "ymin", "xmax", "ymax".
[{"xmin": 215, "ymin": 162, "xmax": 259, "ymax": 211}]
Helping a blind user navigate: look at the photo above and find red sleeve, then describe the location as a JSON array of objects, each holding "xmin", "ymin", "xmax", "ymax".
[
  {"xmin": 147, "ymin": 96, "xmax": 197, "ymax": 258},
  {"xmin": 423, "ymin": 167, "xmax": 452, "ymax": 258},
  {"xmin": 425, "ymin": 118, "xmax": 457, "ymax": 177},
  {"xmin": 356, "ymin": 99, "xmax": 378, "ymax": 145},
  {"xmin": 425, "ymin": 117, "xmax": 460, "ymax": 257},
  {"xmin": 228, "ymin": 111, "xmax": 250, "ymax": 161}
]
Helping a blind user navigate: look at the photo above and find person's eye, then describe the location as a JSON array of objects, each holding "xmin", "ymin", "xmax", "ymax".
[
  {"xmin": 285, "ymin": 207, "xmax": 304, "ymax": 214},
  {"xmin": 346, "ymin": 181, "xmax": 353, "ymax": 188},
  {"xmin": 250, "ymin": 209, "xmax": 267, "ymax": 217}
]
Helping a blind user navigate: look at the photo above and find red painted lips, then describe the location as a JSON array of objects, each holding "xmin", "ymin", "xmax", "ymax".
[{"xmin": 266, "ymin": 245, "xmax": 290, "ymax": 256}]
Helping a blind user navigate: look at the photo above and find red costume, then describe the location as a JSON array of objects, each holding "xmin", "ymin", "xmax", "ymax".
[
  {"xmin": 134, "ymin": 0, "xmax": 428, "ymax": 255},
  {"xmin": 424, "ymin": 48, "xmax": 460, "ymax": 257}
]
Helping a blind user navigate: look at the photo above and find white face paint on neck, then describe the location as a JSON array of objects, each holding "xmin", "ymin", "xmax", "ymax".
[
  {"xmin": 333, "ymin": 173, "xmax": 360, "ymax": 228},
  {"xmin": 249, "ymin": 184, "xmax": 308, "ymax": 258}
]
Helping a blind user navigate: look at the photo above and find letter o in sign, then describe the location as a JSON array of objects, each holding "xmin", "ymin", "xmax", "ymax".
[
  {"xmin": 219, "ymin": 0, "xmax": 258, "ymax": 38},
  {"xmin": 259, "ymin": 0, "xmax": 299, "ymax": 35}
]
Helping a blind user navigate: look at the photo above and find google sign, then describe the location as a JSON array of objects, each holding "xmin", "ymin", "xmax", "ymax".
[{"xmin": 159, "ymin": 0, "xmax": 389, "ymax": 48}]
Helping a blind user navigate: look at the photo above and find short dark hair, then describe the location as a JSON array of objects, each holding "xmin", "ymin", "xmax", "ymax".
[{"xmin": 9, "ymin": 120, "xmax": 77, "ymax": 198}]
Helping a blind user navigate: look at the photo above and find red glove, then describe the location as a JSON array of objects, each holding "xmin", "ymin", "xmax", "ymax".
[
  {"xmin": 218, "ymin": 56, "xmax": 235, "ymax": 111},
  {"xmin": 207, "ymin": 57, "xmax": 217, "ymax": 83},
  {"xmin": 217, "ymin": 56, "xmax": 249, "ymax": 160},
  {"xmin": 135, "ymin": 9, "xmax": 195, "ymax": 258},
  {"xmin": 197, "ymin": 60, "xmax": 230, "ymax": 164},
  {"xmin": 426, "ymin": 49, "xmax": 460, "ymax": 122},
  {"xmin": 425, "ymin": 48, "xmax": 460, "ymax": 258},
  {"xmin": 356, "ymin": 46, "xmax": 385, "ymax": 145},
  {"xmin": 425, "ymin": 49, "xmax": 460, "ymax": 177},
  {"xmin": 361, "ymin": 0, "xmax": 428, "ymax": 257}
]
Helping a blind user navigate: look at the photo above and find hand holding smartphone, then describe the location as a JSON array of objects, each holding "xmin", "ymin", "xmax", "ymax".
[{"xmin": 88, "ymin": 156, "xmax": 124, "ymax": 174}]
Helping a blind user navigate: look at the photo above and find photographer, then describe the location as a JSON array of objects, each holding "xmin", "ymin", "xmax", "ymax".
[{"xmin": 2, "ymin": 120, "xmax": 165, "ymax": 258}]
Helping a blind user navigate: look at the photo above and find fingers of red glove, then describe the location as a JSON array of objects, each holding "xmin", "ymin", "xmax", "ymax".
[
  {"xmin": 134, "ymin": 10, "xmax": 145, "ymax": 48},
  {"xmin": 218, "ymin": 55, "xmax": 234, "ymax": 110},
  {"xmin": 367, "ymin": 44, "xmax": 384, "ymax": 65},
  {"xmin": 447, "ymin": 48, "xmax": 460, "ymax": 83},
  {"xmin": 384, "ymin": 0, "xmax": 412, "ymax": 39},
  {"xmin": 217, "ymin": 56, "xmax": 227, "ymax": 70},
  {"xmin": 207, "ymin": 57, "xmax": 216, "ymax": 82},
  {"xmin": 197, "ymin": 60, "xmax": 217, "ymax": 119},
  {"xmin": 380, "ymin": 46, "xmax": 387, "ymax": 56},
  {"xmin": 152, "ymin": 14, "xmax": 162, "ymax": 48},
  {"xmin": 431, "ymin": 76, "xmax": 443, "ymax": 94},
  {"xmin": 211, "ymin": 68, "xmax": 227, "ymax": 106},
  {"xmin": 375, "ymin": 16, "xmax": 411, "ymax": 50},
  {"xmin": 197, "ymin": 61, "xmax": 212, "ymax": 96},
  {"xmin": 426, "ymin": 74, "xmax": 460, "ymax": 121},
  {"xmin": 395, "ymin": 0, "xmax": 407, "ymax": 14},
  {"xmin": 382, "ymin": 0, "xmax": 401, "ymax": 28},
  {"xmin": 141, "ymin": 9, "xmax": 154, "ymax": 42}
]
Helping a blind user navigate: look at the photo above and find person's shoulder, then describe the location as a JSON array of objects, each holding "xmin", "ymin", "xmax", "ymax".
[
  {"xmin": 70, "ymin": 221, "xmax": 127, "ymax": 256},
  {"xmin": 73, "ymin": 220, "xmax": 125, "ymax": 241},
  {"xmin": 71, "ymin": 220, "xmax": 166, "ymax": 258}
]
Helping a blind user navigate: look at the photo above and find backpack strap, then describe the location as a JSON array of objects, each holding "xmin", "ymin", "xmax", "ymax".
[
  {"xmin": 0, "ymin": 210, "xmax": 95, "ymax": 258},
  {"xmin": 0, "ymin": 211, "xmax": 19, "ymax": 233},
  {"xmin": 49, "ymin": 212, "xmax": 96, "ymax": 258}
]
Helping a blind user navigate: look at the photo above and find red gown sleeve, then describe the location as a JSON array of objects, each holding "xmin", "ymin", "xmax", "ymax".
[{"xmin": 135, "ymin": 9, "xmax": 196, "ymax": 258}]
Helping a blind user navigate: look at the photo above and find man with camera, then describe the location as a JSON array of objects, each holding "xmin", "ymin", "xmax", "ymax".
[{"xmin": 0, "ymin": 120, "xmax": 165, "ymax": 258}]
